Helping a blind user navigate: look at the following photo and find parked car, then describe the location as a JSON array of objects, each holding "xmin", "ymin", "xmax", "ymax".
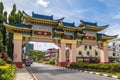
[
  {"xmin": 25, "ymin": 60, "xmax": 32, "ymax": 66},
  {"xmin": 24, "ymin": 55, "xmax": 33, "ymax": 66}
]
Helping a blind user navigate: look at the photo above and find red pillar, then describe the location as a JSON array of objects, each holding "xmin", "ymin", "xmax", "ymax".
[
  {"xmin": 100, "ymin": 41, "xmax": 109, "ymax": 64},
  {"xmin": 57, "ymin": 43, "xmax": 66, "ymax": 66},
  {"xmin": 13, "ymin": 33, "xmax": 23, "ymax": 68},
  {"xmin": 68, "ymin": 44, "xmax": 77, "ymax": 66}
]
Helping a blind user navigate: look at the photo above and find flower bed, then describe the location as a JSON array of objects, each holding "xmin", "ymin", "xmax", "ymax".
[{"xmin": 0, "ymin": 59, "xmax": 17, "ymax": 80}]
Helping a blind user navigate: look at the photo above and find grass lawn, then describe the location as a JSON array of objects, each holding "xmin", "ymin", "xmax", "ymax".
[{"xmin": 94, "ymin": 72, "xmax": 120, "ymax": 76}]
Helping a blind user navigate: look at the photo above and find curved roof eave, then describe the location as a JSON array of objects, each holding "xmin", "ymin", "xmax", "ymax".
[{"xmin": 23, "ymin": 11, "xmax": 60, "ymax": 23}]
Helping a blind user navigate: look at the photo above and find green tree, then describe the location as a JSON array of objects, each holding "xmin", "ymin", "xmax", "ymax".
[
  {"xmin": 16, "ymin": 10, "xmax": 23, "ymax": 23},
  {"xmin": 8, "ymin": 4, "xmax": 16, "ymax": 24},
  {"xmin": 0, "ymin": 2, "xmax": 23, "ymax": 59},
  {"xmin": 3, "ymin": 11, "xmax": 7, "ymax": 21},
  {"xmin": 0, "ymin": 31, "xmax": 4, "ymax": 51},
  {"xmin": 7, "ymin": 33, "xmax": 13, "ymax": 58},
  {"xmin": 2, "ymin": 11, "xmax": 7, "ymax": 47},
  {"xmin": 0, "ymin": 2, "xmax": 7, "ymax": 51},
  {"xmin": 8, "ymin": 4, "xmax": 23, "ymax": 24},
  {"xmin": 7, "ymin": 3, "xmax": 23, "ymax": 59},
  {"xmin": 0, "ymin": 2, "xmax": 4, "ymax": 14},
  {"xmin": 28, "ymin": 50, "xmax": 45, "ymax": 62}
]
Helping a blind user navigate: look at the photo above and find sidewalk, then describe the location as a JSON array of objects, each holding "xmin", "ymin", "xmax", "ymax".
[{"xmin": 14, "ymin": 68, "xmax": 34, "ymax": 80}]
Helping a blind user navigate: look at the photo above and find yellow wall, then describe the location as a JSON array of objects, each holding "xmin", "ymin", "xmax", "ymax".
[
  {"xmin": 14, "ymin": 33, "xmax": 22, "ymax": 40},
  {"xmin": 103, "ymin": 41, "xmax": 108, "ymax": 47},
  {"xmin": 61, "ymin": 39, "xmax": 77, "ymax": 44},
  {"xmin": 77, "ymin": 45, "xmax": 100, "ymax": 58},
  {"xmin": 108, "ymin": 50, "xmax": 119, "ymax": 58},
  {"xmin": 76, "ymin": 45, "xmax": 118, "ymax": 60}
]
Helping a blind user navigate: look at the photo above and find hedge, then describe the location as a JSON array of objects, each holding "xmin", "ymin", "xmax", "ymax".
[
  {"xmin": 70, "ymin": 61, "xmax": 120, "ymax": 72},
  {"xmin": 43, "ymin": 59, "xmax": 55, "ymax": 65}
]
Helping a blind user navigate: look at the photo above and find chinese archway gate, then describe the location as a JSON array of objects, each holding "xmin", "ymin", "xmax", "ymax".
[{"xmin": 3, "ymin": 12, "xmax": 117, "ymax": 68}]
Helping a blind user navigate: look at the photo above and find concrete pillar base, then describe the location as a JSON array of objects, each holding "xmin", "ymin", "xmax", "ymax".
[
  {"xmin": 13, "ymin": 62, "xmax": 23, "ymax": 68},
  {"xmin": 57, "ymin": 62, "xmax": 74, "ymax": 67},
  {"xmin": 57, "ymin": 62, "xmax": 67, "ymax": 67},
  {"xmin": 67, "ymin": 62, "xmax": 74, "ymax": 67},
  {"xmin": 100, "ymin": 62, "xmax": 109, "ymax": 64}
]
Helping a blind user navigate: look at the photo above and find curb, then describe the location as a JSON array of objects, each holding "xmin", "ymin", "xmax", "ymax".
[
  {"xmin": 62, "ymin": 67, "xmax": 120, "ymax": 79},
  {"xmin": 26, "ymin": 67, "xmax": 38, "ymax": 80}
]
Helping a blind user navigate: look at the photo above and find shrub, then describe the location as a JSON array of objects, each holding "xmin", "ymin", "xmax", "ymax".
[
  {"xmin": 109, "ymin": 63, "xmax": 120, "ymax": 72},
  {"xmin": 50, "ymin": 59, "xmax": 55, "ymax": 65},
  {"xmin": 0, "ymin": 58, "xmax": 6, "ymax": 66},
  {"xmin": 70, "ymin": 63, "xmax": 78, "ymax": 68},
  {"xmin": 43, "ymin": 61, "xmax": 50, "ymax": 64},
  {"xmin": 87, "ymin": 64, "xmax": 98, "ymax": 69},
  {"xmin": 70, "ymin": 61, "xmax": 120, "ymax": 72},
  {"xmin": 78, "ymin": 62, "xmax": 88, "ymax": 69},
  {"xmin": 43, "ymin": 59, "xmax": 55, "ymax": 65},
  {"xmin": 0, "ymin": 64, "xmax": 17, "ymax": 80},
  {"xmin": 6, "ymin": 58, "xmax": 12, "ymax": 64},
  {"xmin": 0, "ymin": 58, "xmax": 17, "ymax": 80}
]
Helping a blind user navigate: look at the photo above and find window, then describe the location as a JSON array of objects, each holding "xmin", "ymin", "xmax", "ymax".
[
  {"xmin": 117, "ymin": 54, "xmax": 119, "ymax": 56},
  {"xmin": 87, "ymin": 51, "xmax": 90, "ymax": 55},
  {"xmin": 95, "ymin": 50, "xmax": 98, "ymax": 56},
  {"xmin": 79, "ymin": 51, "xmax": 82, "ymax": 55},
  {"xmin": 84, "ymin": 45, "xmax": 87, "ymax": 50},
  {"xmin": 89, "ymin": 45, "xmax": 92, "ymax": 50},
  {"xmin": 113, "ymin": 42, "xmax": 115, "ymax": 46},
  {"xmin": 113, "ymin": 53, "xmax": 115, "ymax": 56},
  {"xmin": 113, "ymin": 48, "xmax": 115, "ymax": 51}
]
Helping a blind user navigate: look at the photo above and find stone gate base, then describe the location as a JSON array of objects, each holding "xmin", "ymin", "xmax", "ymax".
[
  {"xmin": 57, "ymin": 62, "xmax": 74, "ymax": 67},
  {"xmin": 13, "ymin": 62, "xmax": 23, "ymax": 68}
]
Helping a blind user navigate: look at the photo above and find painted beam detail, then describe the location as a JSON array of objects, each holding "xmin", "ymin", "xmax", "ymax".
[{"xmin": 61, "ymin": 39, "xmax": 77, "ymax": 44}]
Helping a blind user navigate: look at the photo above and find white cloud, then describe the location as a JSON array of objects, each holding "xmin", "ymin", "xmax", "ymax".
[
  {"xmin": 36, "ymin": 0, "xmax": 49, "ymax": 7},
  {"xmin": 29, "ymin": 42, "xmax": 59, "ymax": 51},
  {"xmin": 113, "ymin": 12, "xmax": 120, "ymax": 19},
  {"xmin": 4, "ymin": 5, "xmax": 12, "ymax": 15},
  {"xmin": 103, "ymin": 24, "xmax": 120, "ymax": 37}
]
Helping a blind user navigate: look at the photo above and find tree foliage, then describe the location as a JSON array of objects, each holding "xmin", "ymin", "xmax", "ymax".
[
  {"xmin": 7, "ymin": 3, "xmax": 23, "ymax": 59},
  {"xmin": 0, "ymin": 2, "xmax": 4, "ymax": 14},
  {"xmin": 28, "ymin": 49, "xmax": 45, "ymax": 62},
  {"xmin": 16, "ymin": 10, "xmax": 23, "ymax": 23},
  {"xmin": 0, "ymin": 2, "xmax": 23, "ymax": 59},
  {"xmin": 8, "ymin": 4, "xmax": 23, "ymax": 24},
  {"xmin": 0, "ymin": 2, "xmax": 7, "ymax": 52},
  {"xmin": 0, "ymin": 31, "xmax": 4, "ymax": 51}
]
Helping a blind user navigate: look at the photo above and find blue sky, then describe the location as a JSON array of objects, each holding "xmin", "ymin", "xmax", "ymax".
[{"xmin": 1, "ymin": 0, "xmax": 120, "ymax": 50}]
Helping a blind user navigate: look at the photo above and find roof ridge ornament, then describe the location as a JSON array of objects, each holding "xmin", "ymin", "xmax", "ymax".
[{"xmin": 58, "ymin": 17, "xmax": 65, "ymax": 23}]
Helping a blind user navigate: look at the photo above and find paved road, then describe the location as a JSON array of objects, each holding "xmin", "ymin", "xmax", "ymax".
[{"xmin": 27, "ymin": 62, "xmax": 117, "ymax": 80}]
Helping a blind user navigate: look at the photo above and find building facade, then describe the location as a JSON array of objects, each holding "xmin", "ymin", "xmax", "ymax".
[
  {"xmin": 108, "ymin": 38, "xmax": 120, "ymax": 62},
  {"xmin": 45, "ymin": 48, "xmax": 58, "ymax": 60},
  {"xmin": 77, "ymin": 45, "xmax": 100, "ymax": 63}
]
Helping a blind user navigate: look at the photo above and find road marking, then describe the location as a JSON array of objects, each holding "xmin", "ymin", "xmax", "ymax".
[{"xmin": 26, "ymin": 67, "xmax": 38, "ymax": 80}]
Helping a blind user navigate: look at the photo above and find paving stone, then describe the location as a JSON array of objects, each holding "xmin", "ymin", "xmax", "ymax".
[{"xmin": 14, "ymin": 68, "xmax": 34, "ymax": 80}]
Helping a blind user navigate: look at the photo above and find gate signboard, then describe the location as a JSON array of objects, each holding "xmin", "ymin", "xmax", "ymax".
[{"xmin": 33, "ymin": 24, "xmax": 53, "ymax": 38}]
